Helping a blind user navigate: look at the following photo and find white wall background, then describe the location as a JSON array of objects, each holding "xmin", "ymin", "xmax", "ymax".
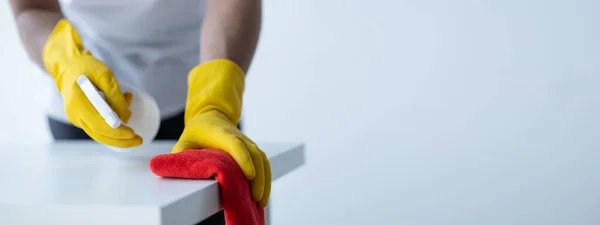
[
  {"xmin": 0, "ymin": 2, "xmax": 53, "ymax": 145},
  {"xmin": 1, "ymin": 0, "xmax": 599, "ymax": 224}
]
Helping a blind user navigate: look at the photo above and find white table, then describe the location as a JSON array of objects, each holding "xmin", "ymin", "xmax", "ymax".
[{"xmin": 0, "ymin": 140, "xmax": 305, "ymax": 225}]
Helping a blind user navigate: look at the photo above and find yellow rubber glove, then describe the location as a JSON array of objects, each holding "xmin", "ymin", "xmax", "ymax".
[
  {"xmin": 172, "ymin": 59, "xmax": 271, "ymax": 208},
  {"xmin": 43, "ymin": 19, "xmax": 142, "ymax": 148}
]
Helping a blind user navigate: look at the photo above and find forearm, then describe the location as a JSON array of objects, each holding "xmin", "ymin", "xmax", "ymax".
[
  {"xmin": 200, "ymin": 0, "xmax": 261, "ymax": 72},
  {"xmin": 9, "ymin": 0, "xmax": 63, "ymax": 67}
]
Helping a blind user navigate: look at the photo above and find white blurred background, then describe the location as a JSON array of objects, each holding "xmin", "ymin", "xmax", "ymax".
[{"xmin": 1, "ymin": 0, "xmax": 599, "ymax": 224}]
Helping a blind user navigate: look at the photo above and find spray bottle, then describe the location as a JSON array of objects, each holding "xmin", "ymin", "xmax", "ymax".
[{"xmin": 76, "ymin": 75, "xmax": 161, "ymax": 155}]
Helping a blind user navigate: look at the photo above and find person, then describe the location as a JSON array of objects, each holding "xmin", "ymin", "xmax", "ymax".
[{"xmin": 9, "ymin": 0, "xmax": 270, "ymax": 224}]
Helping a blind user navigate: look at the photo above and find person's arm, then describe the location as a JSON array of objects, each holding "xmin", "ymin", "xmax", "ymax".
[
  {"xmin": 9, "ymin": 0, "xmax": 63, "ymax": 67},
  {"xmin": 199, "ymin": 0, "xmax": 261, "ymax": 72},
  {"xmin": 177, "ymin": 0, "xmax": 269, "ymax": 207}
]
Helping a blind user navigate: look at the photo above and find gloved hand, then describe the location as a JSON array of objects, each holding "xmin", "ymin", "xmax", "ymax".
[
  {"xmin": 171, "ymin": 59, "xmax": 271, "ymax": 208},
  {"xmin": 43, "ymin": 19, "xmax": 142, "ymax": 148}
]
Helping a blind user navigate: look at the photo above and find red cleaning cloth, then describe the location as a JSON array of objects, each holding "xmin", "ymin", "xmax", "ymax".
[{"xmin": 149, "ymin": 149, "xmax": 265, "ymax": 225}]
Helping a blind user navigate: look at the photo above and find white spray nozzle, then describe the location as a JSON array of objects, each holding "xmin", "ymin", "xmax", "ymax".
[{"xmin": 76, "ymin": 75, "xmax": 122, "ymax": 129}]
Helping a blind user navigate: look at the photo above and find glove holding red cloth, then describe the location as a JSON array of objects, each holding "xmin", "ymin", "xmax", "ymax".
[{"xmin": 150, "ymin": 149, "xmax": 266, "ymax": 225}]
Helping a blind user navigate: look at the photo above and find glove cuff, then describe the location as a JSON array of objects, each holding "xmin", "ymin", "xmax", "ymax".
[
  {"xmin": 42, "ymin": 19, "xmax": 88, "ymax": 80},
  {"xmin": 185, "ymin": 59, "xmax": 246, "ymax": 125}
]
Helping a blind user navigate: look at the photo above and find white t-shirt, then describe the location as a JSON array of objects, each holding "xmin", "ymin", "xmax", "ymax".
[{"xmin": 47, "ymin": 0, "xmax": 206, "ymax": 123}]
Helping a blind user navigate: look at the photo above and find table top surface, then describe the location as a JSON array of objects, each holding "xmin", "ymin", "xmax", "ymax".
[
  {"xmin": 0, "ymin": 141, "xmax": 304, "ymax": 225},
  {"xmin": 0, "ymin": 140, "xmax": 304, "ymax": 206}
]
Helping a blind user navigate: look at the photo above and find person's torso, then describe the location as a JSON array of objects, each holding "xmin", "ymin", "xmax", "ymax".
[{"xmin": 48, "ymin": 0, "xmax": 206, "ymax": 121}]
